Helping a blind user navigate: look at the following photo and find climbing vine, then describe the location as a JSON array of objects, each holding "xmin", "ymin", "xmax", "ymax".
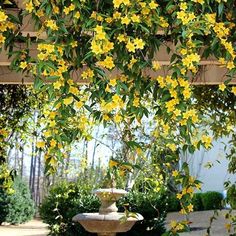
[{"xmin": 1, "ymin": 0, "xmax": 236, "ymax": 234}]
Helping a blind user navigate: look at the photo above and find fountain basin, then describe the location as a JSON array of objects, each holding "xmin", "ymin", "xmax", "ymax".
[
  {"xmin": 72, "ymin": 212, "xmax": 143, "ymax": 233},
  {"xmin": 72, "ymin": 188, "xmax": 143, "ymax": 236}
]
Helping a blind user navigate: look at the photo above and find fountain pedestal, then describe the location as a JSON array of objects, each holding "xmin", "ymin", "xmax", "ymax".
[{"xmin": 72, "ymin": 188, "xmax": 143, "ymax": 236}]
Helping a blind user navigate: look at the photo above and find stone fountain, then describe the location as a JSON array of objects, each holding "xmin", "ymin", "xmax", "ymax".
[{"xmin": 72, "ymin": 188, "xmax": 143, "ymax": 236}]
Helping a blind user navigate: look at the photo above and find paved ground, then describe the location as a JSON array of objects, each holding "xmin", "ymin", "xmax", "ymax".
[
  {"xmin": 0, "ymin": 219, "xmax": 49, "ymax": 236},
  {"xmin": 0, "ymin": 210, "xmax": 234, "ymax": 236},
  {"xmin": 166, "ymin": 210, "xmax": 234, "ymax": 236}
]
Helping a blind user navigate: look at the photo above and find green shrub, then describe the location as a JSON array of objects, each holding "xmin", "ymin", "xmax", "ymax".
[
  {"xmin": 226, "ymin": 184, "xmax": 236, "ymax": 209},
  {"xmin": 166, "ymin": 192, "xmax": 222, "ymax": 212},
  {"xmin": 192, "ymin": 193, "xmax": 204, "ymax": 211},
  {"xmin": 118, "ymin": 191, "xmax": 167, "ymax": 236},
  {"xmin": 166, "ymin": 194, "xmax": 181, "ymax": 212},
  {"xmin": 40, "ymin": 180, "xmax": 167, "ymax": 236},
  {"xmin": 0, "ymin": 188, "xmax": 8, "ymax": 225},
  {"xmin": 201, "ymin": 191, "xmax": 223, "ymax": 210},
  {"xmin": 0, "ymin": 176, "xmax": 35, "ymax": 225},
  {"xmin": 39, "ymin": 180, "xmax": 99, "ymax": 236}
]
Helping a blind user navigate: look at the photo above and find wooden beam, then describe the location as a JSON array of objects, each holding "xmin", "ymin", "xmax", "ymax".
[
  {"xmin": 2, "ymin": 8, "xmax": 234, "ymax": 85},
  {"xmin": 0, "ymin": 65, "xmax": 235, "ymax": 85}
]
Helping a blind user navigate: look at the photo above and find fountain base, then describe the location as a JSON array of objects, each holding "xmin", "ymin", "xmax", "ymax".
[{"xmin": 72, "ymin": 189, "xmax": 143, "ymax": 236}]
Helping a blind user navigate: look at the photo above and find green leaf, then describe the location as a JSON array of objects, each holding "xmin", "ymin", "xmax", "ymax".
[
  {"xmin": 218, "ymin": 2, "xmax": 224, "ymax": 16},
  {"xmin": 34, "ymin": 77, "xmax": 44, "ymax": 90}
]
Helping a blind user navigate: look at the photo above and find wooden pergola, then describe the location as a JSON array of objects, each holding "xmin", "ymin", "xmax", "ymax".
[{"xmin": 1, "ymin": 0, "xmax": 235, "ymax": 85}]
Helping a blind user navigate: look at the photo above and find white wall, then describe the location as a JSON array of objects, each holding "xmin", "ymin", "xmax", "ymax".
[{"xmin": 181, "ymin": 136, "xmax": 236, "ymax": 193}]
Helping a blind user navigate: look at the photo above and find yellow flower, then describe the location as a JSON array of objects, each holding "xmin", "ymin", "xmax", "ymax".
[
  {"xmin": 187, "ymin": 204, "xmax": 194, "ymax": 212},
  {"xmin": 43, "ymin": 130, "xmax": 51, "ymax": 138},
  {"xmin": 25, "ymin": 1, "xmax": 34, "ymax": 13},
  {"xmin": 91, "ymin": 40, "xmax": 102, "ymax": 55},
  {"xmin": 49, "ymin": 112, "xmax": 57, "ymax": 119},
  {"xmin": 121, "ymin": 16, "xmax": 131, "ymax": 25},
  {"xmin": 131, "ymin": 14, "xmax": 140, "ymax": 23},
  {"xmin": 180, "ymin": 2, "xmax": 188, "ymax": 10},
  {"xmin": 149, "ymin": 0, "xmax": 158, "ymax": 9},
  {"xmin": 152, "ymin": 61, "xmax": 161, "ymax": 71},
  {"xmin": 114, "ymin": 114, "xmax": 122, "ymax": 123},
  {"xmin": 225, "ymin": 223, "xmax": 231, "ymax": 232},
  {"xmin": 227, "ymin": 61, "xmax": 235, "ymax": 70},
  {"xmin": 109, "ymin": 159, "xmax": 119, "ymax": 168},
  {"xmin": 183, "ymin": 87, "xmax": 191, "ymax": 99},
  {"xmin": 98, "ymin": 56, "xmax": 115, "ymax": 70},
  {"xmin": 94, "ymin": 25, "xmax": 106, "ymax": 40},
  {"xmin": 133, "ymin": 38, "xmax": 145, "ymax": 49},
  {"xmin": 109, "ymin": 78, "xmax": 117, "ymax": 86},
  {"xmin": 63, "ymin": 4, "xmax": 75, "ymax": 15},
  {"xmin": 36, "ymin": 141, "xmax": 45, "ymax": 149},
  {"xmin": 69, "ymin": 86, "xmax": 79, "ymax": 95},
  {"xmin": 50, "ymin": 139, "xmax": 57, "ymax": 148},
  {"xmin": 19, "ymin": 61, "xmax": 28, "ymax": 70},
  {"xmin": 113, "ymin": 11, "xmax": 121, "ymax": 19},
  {"xmin": 0, "ymin": 34, "xmax": 6, "ymax": 44},
  {"xmin": 49, "ymin": 120, "xmax": 56, "ymax": 127},
  {"xmin": 53, "ymin": 80, "xmax": 63, "ymax": 90},
  {"xmin": 167, "ymin": 143, "xmax": 177, "ymax": 152},
  {"xmin": 133, "ymin": 97, "xmax": 140, "ymax": 107},
  {"xmin": 0, "ymin": 11, "xmax": 8, "ymax": 22},
  {"xmin": 182, "ymin": 53, "xmax": 200, "ymax": 68},
  {"xmin": 176, "ymin": 193, "xmax": 182, "ymax": 199},
  {"xmin": 172, "ymin": 170, "xmax": 179, "ymax": 177},
  {"xmin": 117, "ymin": 34, "xmax": 125, "ymax": 43},
  {"xmin": 103, "ymin": 114, "xmax": 110, "ymax": 121},
  {"xmin": 192, "ymin": 0, "xmax": 204, "ymax": 4},
  {"xmin": 113, "ymin": 0, "xmax": 122, "ymax": 8},
  {"xmin": 64, "ymin": 97, "xmax": 74, "ymax": 105},
  {"xmin": 170, "ymin": 220, "xmax": 177, "ymax": 228},
  {"xmin": 156, "ymin": 76, "xmax": 165, "ymax": 88},
  {"xmin": 75, "ymin": 101, "xmax": 83, "ymax": 109},
  {"xmin": 187, "ymin": 187, "xmax": 194, "ymax": 194},
  {"xmin": 105, "ymin": 84, "xmax": 111, "ymax": 93},
  {"xmin": 49, "ymin": 157, "xmax": 57, "ymax": 166},
  {"xmin": 219, "ymin": 83, "xmax": 226, "ymax": 91},
  {"xmin": 126, "ymin": 40, "xmax": 135, "ymax": 52},
  {"xmin": 231, "ymin": 86, "xmax": 236, "ymax": 95},
  {"xmin": 180, "ymin": 48, "xmax": 188, "ymax": 55},
  {"xmin": 173, "ymin": 109, "xmax": 181, "ymax": 117},
  {"xmin": 75, "ymin": 12, "xmax": 81, "ymax": 19},
  {"xmin": 46, "ymin": 20, "xmax": 58, "ymax": 31},
  {"xmin": 180, "ymin": 208, "xmax": 187, "ymax": 215},
  {"xmin": 71, "ymin": 41, "xmax": 78, "ymax": 48},
  {"xmin": 202, "ymin": 135, "xmax": 212, "ymax": 149}
]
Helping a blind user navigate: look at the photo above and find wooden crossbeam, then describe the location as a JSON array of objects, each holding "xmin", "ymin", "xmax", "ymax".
[
  {"xmin": 2, "ymin": 3, "xmax": 234, "ymax": 85},
  {"xmin": 0, "ymin": 65, "xmax": 235, "ymax": 85}
]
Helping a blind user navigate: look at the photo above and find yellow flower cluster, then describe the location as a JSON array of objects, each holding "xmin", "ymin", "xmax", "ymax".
[
  {"xmin": 201, "ymin": 135, "xmax": 212, "ymax": 149},
  {"xmin": 182, "ymin": 109, "xmax": 199, "ymax": 124},
  {"xmin": 63, "ymin": 3, "xmax": 75, "ymax": 15},
  {"xmin": 81, "ymin": 68, "xmax": 95, "ymax": 80},
  {"xmin": 91, "ymin": 25, "xmax": 114, "ymax": 55},
  {"xmin": 0, "ymin": 9, "xmax": 14, "ymax": 46},
  {"xmin": 97, "ymin": 56, "xmax": 115, "ymax": 70},
  {"xmin": 170, "ymin": 221, "xmax": 185, "ymax": 232},
  {"xmin": 46, "ymin": 20, "xmax": 58, "ymax": 31},
  {"xmin": 177, "ymin": 10, "xmax": 196, "ymax": 25},
  {"xmin": 182, "ymin": 53, "xmax": 200, "ymax": 69},
  {"xmin": 0, "ymin": 163, "xmax": 14, "ymax": 194},
  {"xmin": 205, "ymin": 16, "xmax": 235, "ymax": 71},
  {"xmin": 126, "ymin": 38, "xmax": 145, "ymax": 53}
]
